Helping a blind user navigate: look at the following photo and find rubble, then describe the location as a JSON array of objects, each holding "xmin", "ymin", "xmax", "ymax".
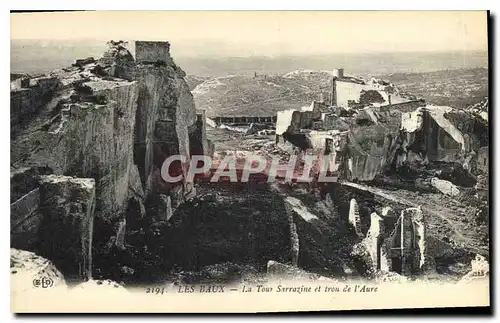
[
  {"xmin": 10, "ymin": 40, "xmax": 211, "ymax": 286},
  {"xmin": 98, "ymin": 41, "xmax": 136, "ymax": 80},
  {"xmin": 10, "ymin": 51, "xmax": 489, "ymax": 288}
]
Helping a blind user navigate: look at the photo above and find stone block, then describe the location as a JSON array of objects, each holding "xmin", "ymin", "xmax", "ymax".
[{"xmin": 38, "ymin": 175, "xmax": 96, "ymax": 283}]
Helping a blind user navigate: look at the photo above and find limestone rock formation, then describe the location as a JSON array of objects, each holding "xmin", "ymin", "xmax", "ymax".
[
  {"xmin": 430, "ymin": 177, "xmax": 461, "ymax": 196},
  {"xmin": 10, "ymin": 76, "xmax": 59, "ymax": 132},
  {"xmin": 133, "ymin": 41, "xmax": 200, "ymax": 211},
  {"xmin": 348, "ymin": 198, "xmax": 363, "ymax": 237},
  {"xmin": 38, "ymin": 175, "xmax": 96, "ymax": 283},
  {"xmin": 396, "ymin": 105, "xmax": 488, "ymax": 174},
  {"xmin": 11, "ymin": 66, "xmax": 139, "ymax": 222},
  {"xmin": 98, "ymin": 41, "xmax": 136, "ymax": 80},
  {"xmin": 10, "ymin": 40, "xmax": 209, "ymax": 285},
  {"xmin": 353, "ymin": 205, "xmax": 434, "ymax": 277},
  {"xmin": 381, "ymin": 206, "xmax": 396, "ymax": 218},
  {"xmin": 277, "ymin": 99, "xmax": 487, "ymax": 185},
  {"xmin": 11, "ymin": 186, "xmax": 42, "ymax": 251},
  {"xmin": 115, "ymin": 218, "xmax": 127, "ymax": 250},
  {"xmin": 282, "ymin": 198, "xmax": 300, "ymax": 266}
]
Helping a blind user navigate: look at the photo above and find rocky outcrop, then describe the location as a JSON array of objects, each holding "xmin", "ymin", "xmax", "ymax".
[
  {"xmin": 348, "ymin": 198, "xmax": 363, "ymax": 237},
  {"xmin": 98, "ymin": 41, "xmax": 136, "ymax": 81},
  {"xmin": 11, "ymin": 64, "xmax": 139, "ymax": 222},
  {"xmin": 430, "ymin": 177, "xmax": 460, "ymax": 196},
  {"xmin": 134, "ymin": 41, "xmax": 199, "ymax": 210},
  {"xmin": 277, "ymin": 100, "xmax": 487, "ymax": 185},
  {"xmin": 11, "ymin": 248, "xmax": 67, "ymax": 292},
  {"xmin": 284, "ymin": 202, "xmax": 300, "ymax": 266},
  {"xmin": 10, "ymin": 40, "xmax": 208, "ymax": 285},
  {"xmin": 155, "ymin": 194, "xmax": 173, "ymax": 223},
  {"xmin": 467, "ymin": 97, "xmax": 488, "ymax": 122},
  {"xmin": 37, "ymin": 175, "xmax": 96, "ymax": 283},
  {"xmin": 11, "ymin": 188, "xmax": 42, "ymax": 251}
]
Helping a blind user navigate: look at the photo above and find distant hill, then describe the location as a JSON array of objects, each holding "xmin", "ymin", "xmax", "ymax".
[
  {"xmin": 10, "ymin": 39, "xmax": 488, "ymax": 113},
  {"xmin": 192, "ymin": 68, "xmax": 489, "ymax": 117},
  {"xmin": 192, "ymin": 71, "xmax": 335, "ymax": 117},
  {"xmin": 382, "ymin": 68, "xmax": 488, "ymax": 110}
]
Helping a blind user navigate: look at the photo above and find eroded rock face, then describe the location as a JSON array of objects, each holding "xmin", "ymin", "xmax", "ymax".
[
  {"xmin": 38, "ymin": 175, "xmax": 96, "ymax": 283},
  {"xmin": 11, "ymin": 41, "xmax": 209, "ymax": 284},
  {"xmin": 430, "ymin": 177, "xmax": 461, "ymax": 196},
  {"xmin": 11, "ymin": 76, "xmax": 60, "ymax": 132},
  {"xmin": 284, "ymin": 202, "xmax": 300, "ymax": 266},
  {"xmin": 98, "ymin": 41, "xmax": 136, "ymax": 80},
  {"xmin": 73, "ymin": 279, "xmax": 127, "ymax": 291},
  {"xmin": 11, "ymin": 248, "xmax": 67, "ymax": 292},
  {"xmin": 133, "ymin": 41, "xmax": 199, "ymax": 211},
  {"xmin": 395, "ymin": 106, "xmax": 488, "ymax": 175},
  {"xmin": 11, "ymin": 62, "xmax": 139, "ymax": 222}
]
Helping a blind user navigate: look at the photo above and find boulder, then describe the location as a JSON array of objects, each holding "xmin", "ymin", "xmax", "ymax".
[{"xmin": 431, "ymin": 177, "xmax": 460, "ymax": 196}]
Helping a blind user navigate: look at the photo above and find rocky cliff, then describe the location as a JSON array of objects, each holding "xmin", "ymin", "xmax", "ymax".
[
  {"xmin": 336, "ymin": 104, "xmax": 489, "ymax": 184},
  {"xmin": 133, "ymin": 41, "xmax": 199, "ymax": 210},
  {"xmin": 10, "ymin": 40, "xmax": 208, "ymax": 284}
]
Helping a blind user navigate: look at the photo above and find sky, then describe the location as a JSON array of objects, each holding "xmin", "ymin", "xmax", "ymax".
[{"xmin": 10, "ymin": 11, "xmax": 488, "ymax": 55}]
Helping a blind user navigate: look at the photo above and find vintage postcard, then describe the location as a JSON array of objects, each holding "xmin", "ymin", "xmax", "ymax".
[{"xmin": 10, "ymin": 11, "xmax": 490, "ymax": 313}]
